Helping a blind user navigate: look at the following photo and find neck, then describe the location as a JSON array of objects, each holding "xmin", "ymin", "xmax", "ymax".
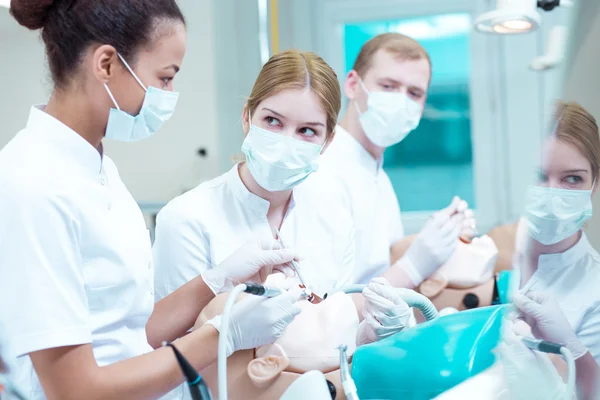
[
  {"xmin": 522, "ymin": 230, "xmax": 582, "ymax": 281},
  {"xmin": 44, "ymin": 88, "xmax": 105, "ymax": 151},
  {"xmin": 238, "ymin": 162, "xmax": 292, "ymax": 213},
  {"xmin": 339, "ymin": 104, "xmax": 385, "ymax": 161}
]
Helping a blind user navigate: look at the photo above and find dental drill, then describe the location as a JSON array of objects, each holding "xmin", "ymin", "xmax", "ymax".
[
  {"xmin": 332, "ymin": 284, "xmax": 440, "ymax": 321},
  {"xmin": 163, "ymin": 341, "xmax": 213, "ymax": 400},
  {"xmin": 338, "ymin": 345, "xmax": 359, "ymax": 400},
  {"xmin": 217, "ymin": 283, "xmax": 288, "ymax": 400},
  {"xmin": 520, "ymin": 337, "xmax": 576, "ymax": 400}
]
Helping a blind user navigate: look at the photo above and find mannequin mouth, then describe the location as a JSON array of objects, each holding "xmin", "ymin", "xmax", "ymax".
[{"xmin": 299, "ymin": 284, "xmax": 323, "ymax": 304}]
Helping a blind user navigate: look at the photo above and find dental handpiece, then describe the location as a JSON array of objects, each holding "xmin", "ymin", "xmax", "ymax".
[
  {"xmin": 163, "ymin": 341, "xmax": 213, "ymax": 400},
  {"xmin": 338, "ymin": 345, "xmax": 359, "ymax": 400},
  {"xmin": 520, "ymin": 337, "xmax": 563, "ymax": 354},
  {"xmin": 243, "ymin": 283, "xmax": 284, "ymax": 298}
]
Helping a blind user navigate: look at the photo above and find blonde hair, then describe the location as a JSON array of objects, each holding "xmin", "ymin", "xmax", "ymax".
[
  {"xmin": 246, "ymin": 50, "xmax": 341, "ymax": 140},
  {"xmin": 552, "ymin": 101, "xmax": 600, "ymax": 181},
  {"xmin": 352, "ymin": 33, "xmax": 431, "ymax": 81}
]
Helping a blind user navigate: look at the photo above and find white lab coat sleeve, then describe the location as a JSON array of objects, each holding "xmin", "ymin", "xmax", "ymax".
[
  {"xmin": 152, "ymin": 203, "xmax": 211, "ymax": 301},
  {"xmin": 576, "ymin": 304, "xmax": 600, "ymax": 364},
  {"xmin": 0, "ymin": 179, "xmax": 91, "ymax": 357}
]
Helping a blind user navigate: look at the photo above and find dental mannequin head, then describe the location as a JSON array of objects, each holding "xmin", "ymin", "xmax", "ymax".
[
  {"xmin": 194, "ymin": 287, "xmax": 359, "ymax": 399},
  {"xmin": 239, "ymin": 50, "xmax": 341, "ymax": 193},
  {"xmin": 524, "ymin": 101, "xmax": 600, "ymax": 254},
  {"xmin": 10, "ymin": 0, "xmax": 186, "ymax": 147},
  {"xmin": 341, "ymin": 33, "xmax": 431, "ymax": 159}
]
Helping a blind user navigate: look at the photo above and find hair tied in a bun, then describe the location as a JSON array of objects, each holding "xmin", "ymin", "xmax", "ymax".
[{"xmin": 10, "ymin": 0, "xmax": 56, "ymax": 31}]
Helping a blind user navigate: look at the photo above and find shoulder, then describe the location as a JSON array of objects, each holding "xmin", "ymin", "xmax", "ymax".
[{"xmin": 156, "ymin": 173, "xmax": 230, "ymax": 227}]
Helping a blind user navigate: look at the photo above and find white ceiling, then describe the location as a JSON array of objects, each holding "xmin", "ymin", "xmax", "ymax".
[{"xmin": 0, "ymin": 0, "xmax": 9, "ymax": 8}]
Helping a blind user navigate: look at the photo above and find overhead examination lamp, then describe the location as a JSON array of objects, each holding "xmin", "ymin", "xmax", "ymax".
[{"xmin": 474, "ymin": 0, "xmax": 573, "ymax": 35}]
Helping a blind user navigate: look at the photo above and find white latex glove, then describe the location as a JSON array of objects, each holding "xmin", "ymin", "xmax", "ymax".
[
  {"xmin": 513, "ymin": 291, "xmax": 588, "ymax": 359},
  {"xmin": 496, "ymin": 320, "xmax": 567, "ymax": 400},
  {"xmin": 402, "ymin": 197, "xmax": 469, "ymax": 285},
  {"xmin": 207, "ymin": 287, "xmax": 303, "ymax": 356},
  {"xmin": 201, "ymin": 238, "xmax": 297, "ymax": 294},
  {"xmin": 356, "ymin": 277, "xmax": 412, "ymax": 346}
]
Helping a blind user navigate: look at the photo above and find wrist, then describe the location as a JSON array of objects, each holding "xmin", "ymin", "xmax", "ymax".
[
  {"xmin": 398, "ymin": 255, "xmax": 424, "ymax": 286},
  {"xmin": 201, "ymin": 269, "xmax": 231, "ymax": 294}
]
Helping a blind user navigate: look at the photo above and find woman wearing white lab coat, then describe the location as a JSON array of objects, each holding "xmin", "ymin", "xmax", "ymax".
[
  {"xmin": 513, "ymin": 101, "xmax": 600, "ymax": 398},
  {"xmin": 0, "ymin": 1, "xmax": 302, "ymax": 399},
  {"xmin": 153, "ymin": 50, "xmax": 356, "ymax": 302}
]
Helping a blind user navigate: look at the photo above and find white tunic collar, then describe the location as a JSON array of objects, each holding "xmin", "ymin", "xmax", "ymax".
[
  {"xmin": 27, "ymin": 106, "xmax": 103, "ymax": 175},
  {"xmin": 537, "ymin": 232, "xmax": 593, "ymax": 270},
  {"xmin": 225, "ymin": 163, "xmax": 297, "ymax": 218},
  {"xmin": 334, "ymin": 125, "xmax": 383, "ymax": 175}
]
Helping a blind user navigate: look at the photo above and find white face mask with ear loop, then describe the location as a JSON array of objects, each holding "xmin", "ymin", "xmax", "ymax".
[
  {"xmin": 524, "ymin": 179, "xmax": 595, "ymax": 245},
  {"xmin": 241, "ymin": 112, "xmax": 323, "ymax": 192},
  {"xmin": 354, "ymin": 78, "xmax": 422, "ymax": 148},
  {"xmin": 102, "ymin": 53, "xmax": 179, "ymax": 142}
]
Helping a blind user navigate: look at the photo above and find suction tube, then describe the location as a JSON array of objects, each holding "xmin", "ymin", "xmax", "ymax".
[{"xmin": 335, "ymin": 284, "xmax": 439, "ymax": 321}]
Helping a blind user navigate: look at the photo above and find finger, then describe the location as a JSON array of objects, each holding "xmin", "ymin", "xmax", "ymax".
[
  {"xmin": 524, "ymin": 291, "xmax": 551, "ymax": 304},
  {"xmin": 258, "ymin": 238, "xmax": 284, "ymax": 251},
  {"xmin": 440, "ymin": 196, "xmax": 461, "ymax": 215},
  {"xmin": 438, "ymin": 212, "xmax": 465, "ymax": 237},
  {"xmin": 363, "ymin": 287, "xmax": 395, "ymax": 310},
  {"xmin": 512, "ymin": 292, "xmax": 542, "ymax": 316},
  {"xmin": 456, "ymin": 199, "xmax": 468, "ymax": 214},
  {"xmin": 273, "ymin": 264, "xmax": 295, "ymax": 278},
  {"xmin": 261, "ymin": 249, "xmax": 297, "ymax": 266},
  {"xmin": 369, "ymin": 277, "xmax": 391, "ymax": 287},
  {"xmin": 429, "ymin": 211, "xmax": 451, "ymax": 228}
]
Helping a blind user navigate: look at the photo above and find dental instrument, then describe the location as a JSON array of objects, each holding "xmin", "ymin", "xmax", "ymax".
[
  {"xmin": 329, "ymin": 284, "xmax": 440, "ymax": 321},
  {"xmin": 218, "ymin": 283, "xmax": 293, "ymax": 400},
  {"xmin": 163, "ymin": 341, "xmax": 213, "ymax": 400},
  {"xmin": 339, "ymin": 344, "xmax": 359, "ymax": 400},
  {"xmin": 273, "ymin": 227, "xmax": 310, "ymax": 290},
  {"xmin": 520, "ymin": 337, "xmax": 576, "ymax": 400}
]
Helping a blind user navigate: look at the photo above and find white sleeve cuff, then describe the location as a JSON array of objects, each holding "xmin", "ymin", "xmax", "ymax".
[
  {"xmin": 11, "ymin": 326, "xmax": 91, "ymax": 357},
  {"xmin": 397, "ymin": 255, "xmax": 424, "ymax": 287}
]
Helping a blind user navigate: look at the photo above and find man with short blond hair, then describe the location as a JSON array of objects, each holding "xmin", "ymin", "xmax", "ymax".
[{"xmin": 308, "ymin": 32, "xmax": 474, "ymax": 293}]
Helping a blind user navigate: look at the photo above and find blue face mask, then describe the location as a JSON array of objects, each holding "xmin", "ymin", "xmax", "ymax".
[{"xmin": 103, "ymin": 54, "xmax": 179, "ymax": 142}]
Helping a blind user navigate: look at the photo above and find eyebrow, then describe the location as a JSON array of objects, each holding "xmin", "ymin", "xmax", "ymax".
[
  {"xmin": 378, "ymin": 77, "xmax": 426, "ymax": 93},
  {"xmin": 562, "ymin": 169, "xmax": 589, "ymax": 174},
  {"xmin": 262, "ymin": 107, "xmax": 325, "ymax": 127},
  {"xmin": 164, "ymin": 64, "xmax": 180, "ymax": 73}
]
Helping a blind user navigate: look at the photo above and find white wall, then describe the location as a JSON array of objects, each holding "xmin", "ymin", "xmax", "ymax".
[
  {"xmin": 0, "ymin": 1, "xmax": 221, "ymax": 205},
  {"xmin": 562, "ymin": 1, "xmax": 600, "ymax": 250}
]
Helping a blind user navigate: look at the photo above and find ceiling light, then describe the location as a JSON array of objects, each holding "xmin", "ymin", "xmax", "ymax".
[{"xmin": 475, "ymin": 0, "xmax": 541, "ymax": 34}]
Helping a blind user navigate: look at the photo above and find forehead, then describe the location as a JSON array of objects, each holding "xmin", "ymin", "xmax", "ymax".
[
  {"xmin": 364, "ymin": 49, "xmax": 430, "ymax": 89},
  {"xmin": 137, "ymin": 21, "xmax": 186, "ymax": 63},
  {"xmin": 542, "ymin": 136, "xmax": 591, "ymax": 172},
  {"xmin": 256, "ymin": 88, "xmax": 327, "ymax": 123}
]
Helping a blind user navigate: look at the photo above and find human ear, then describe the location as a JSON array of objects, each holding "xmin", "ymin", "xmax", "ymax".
[
  {"xmin": 247, "ymin": 355, "xmax": 290, "ymax": 388},
  {"xmin": 92, "ymin": 44, "xmax": 119, "ymax": 84},
  {"xmin": 242, "ymin": 105, "xmax": 250, "ymax": 136}
]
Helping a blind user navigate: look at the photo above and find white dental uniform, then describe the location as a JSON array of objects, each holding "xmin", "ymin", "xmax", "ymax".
[
  {"xmin": 153, "ymin": 164, "xmax": 356, "ymax": 299},
  {"xmin": 303, "ymin": 125, "xmax": 404, "ymax": 284},
  {"xmin": 514, "ymin": 233, "xmax": 600, "ymax": 363},
  {"xmin": 0, "ymin": 107, "xmax": 177, "ymax": 399}
]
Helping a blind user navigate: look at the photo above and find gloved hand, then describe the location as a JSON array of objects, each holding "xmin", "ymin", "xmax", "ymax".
[
  {"xmin": 202, "ymin": 238, "xmax": 297, "ymax": 294},
  {"xmin": 401, "ymin": 197, "xmax": 471, "ymax": 285},
  {"xmin": 356, "ymin": 277, "xmax": 412, "ymax": 346},
  {"xmin": 513, "ymin": 291, "xmax": 588, "ymax": 359},
  {"xmin": 207, "ymin": 287, "xmax": 303, "ymax": 356},
  {"xmin": 496, "ymin": 320, "xmax": 567, "ymax": 400}
]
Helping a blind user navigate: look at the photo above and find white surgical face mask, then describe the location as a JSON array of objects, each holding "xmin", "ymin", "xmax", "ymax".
[
  {"xmin": 354, "ymin": 78, "xmax": 422, "ymax": 148},
  {"xmin": 241, "ymin": 116, "xmax": 322, "ymax": 192},
  {"xmin": 524, "ymin": 182, "xmax": 594, "ymax": 245},
  {"xmin": 103, "ymin": 54, "xmax": 179, "ymax": 142}
]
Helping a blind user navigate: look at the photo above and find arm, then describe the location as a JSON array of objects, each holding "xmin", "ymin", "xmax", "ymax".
[
  {"xmin": 148, "ymin": 204, "xmax": 213, "ymax": 346},
  {"xmin": 147, "ymin": 275, "xmax": 215, "ymax": 349},
  {"xmin": 31, "ymin": 325, "xmax": 218, "ymax": 400},
  {"xmin": 571, "ymin": 304, "xmax": 600, "ymax": 399}
]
